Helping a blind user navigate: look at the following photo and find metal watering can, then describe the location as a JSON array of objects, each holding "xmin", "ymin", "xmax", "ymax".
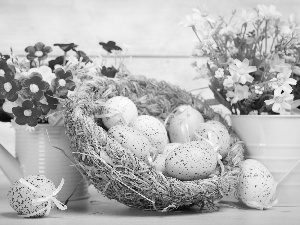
[{"xmin": 0, "ymin": 125, "xmax": 89, "ymax": 200}]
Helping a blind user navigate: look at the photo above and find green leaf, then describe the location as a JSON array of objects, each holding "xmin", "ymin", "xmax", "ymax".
[{"xmin": 208, "ymin": 85, "xmax": 232, "ymax": 111}]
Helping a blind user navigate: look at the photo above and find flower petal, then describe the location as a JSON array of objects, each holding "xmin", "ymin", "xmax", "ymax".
[
  {"xmin": 27, "ymin": 117, "xmax": 38, "ymax": 127},
  {"xmin": 264, "ymin": 99, "xmax": 275, "ymax": 105},
  {"xmin": 26, "ymin": 53, "xmax": 37, "ymax": 61},
  {"xmin": 12, "ymin": 107, "xmax": 24, "ymax": 117},
  {"xmin": 6, "ymin": 91, "xmax": 18, "ymax": 102},
  {"xmin": 34, "ymin": 42, "xmax": 45, "ymax": 51},
  {"xmin": 272, "ymin": 102, "xmax": 281, "ymax": 112},
  {"xmin": 55, "ymin": 68, "xmax": 65, "ymax": 79},
  {"xmin": 15, "ymin": 116, "xmax": 27, "ymax": 125},
  {"xmin": 65, "ymin": 80, "xmax": 76, "ymax": 91},
  {"xmin": 22, "ymin": 100, "xmax": 34, "ymax": 109},
  {"xmin": 24, "ymin": 46, "xmax": 35, "ymax": 54},
  {"xmin": 43, "ymin": 46, "xmax": 53, "ymax": 54}
]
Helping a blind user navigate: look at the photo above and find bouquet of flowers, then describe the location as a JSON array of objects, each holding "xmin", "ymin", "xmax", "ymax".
[
  {"xmin": 0, "ymin": 41, "xmax": 128, "ymax": 128},
  {"xmin": 182, "ymin": 4, "xmax": 300, "ymax": 115}
]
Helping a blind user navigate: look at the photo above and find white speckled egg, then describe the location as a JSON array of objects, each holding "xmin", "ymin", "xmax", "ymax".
[
  {"xmin": 108, "ymin": 125, "xmax": 153, "ymax": 161},
  {"xmin": 165, "ymin": 141, "xmax": 217, "ymax": 181},
  {"xmin": 237, "ymin": 159, "xmax": 278, "ymax": 209},
  {"xmin": 168, "ymin": 105, "xmax": 204, "ymax": 143},
  {"xmin": 101, "ymin": 96, "xmax": 138, "ymax": 129},
  {"xmin": 130, "ymin": 115, "xmax": 168, "ymax": 153},
  {"xmin": 192, "ymin": 121, "xmax": 230, "ymax": 157},
  {"xmin": 7, "ymin": 175, "xmax": 56, "ymax": 217}
]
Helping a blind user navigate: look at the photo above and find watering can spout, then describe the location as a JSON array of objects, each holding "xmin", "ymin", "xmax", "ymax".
[{"xmin": 0, "ymin": 143, "xmax": 23, "ymax": 183}]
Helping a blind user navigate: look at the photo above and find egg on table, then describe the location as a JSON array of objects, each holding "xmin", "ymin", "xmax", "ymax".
[
  {"xmin": 7, "ymin": 175, "xmax": 57, "ymax": 217},
  {"xmin": 237, "ymin": 159, "xmax": 278, "ymax": 210}
]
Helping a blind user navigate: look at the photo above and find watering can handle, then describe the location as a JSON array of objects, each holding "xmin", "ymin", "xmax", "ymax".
[{"xmin": 0, "ymin": 143, "xmax": 23, "ymax": 183}]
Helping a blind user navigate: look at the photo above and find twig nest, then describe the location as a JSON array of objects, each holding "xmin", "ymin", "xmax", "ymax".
[
  {"xmin": 101, "ymin": 96, "xmax": 138, "ymax": 129},
  {"xmin": 130, "ymin": 115, "xmax": 168, "ymax": 153},
  {"xmin": 168, "ymin": 105, "xmax": 204, "ymax": 143},
  {"xmin": 7, "ymin": 175, "xmax": 67, "ymax": 217},
  {"xmin": 165, "ymin": 140, "xmax": 217, "ymax": 181},
  {"xmin": 237, "ymin": 159, "xmax": 278, "ymax": 210}
]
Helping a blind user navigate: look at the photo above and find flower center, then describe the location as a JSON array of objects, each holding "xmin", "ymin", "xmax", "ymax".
[
  {"xmin": 0, "ymin": 69, "xmax": 5, "ymax": 77},
  {"xmin": 30, "ymin": 84, "xmax": 39, "ymax": 93},
  {"xmin": 4, "ymin": 82, "xmax": 12, "ymax": 92},
  {"xmin": 275, "ymin": 96, "xmax": 283, "ymax": 103},
  {"xmin": 239, "ymin": 68, "xmax": 246, "ymax": 75},
  {"xmin": 35, "ymin": 51, "xmax": 43, "ymax": 57},
  {"xmin": 58, "ymin": 79, "xmax": 66, "ymax": 87},
  {"xmin": 24, "ymin": 109, "xmax": 32, "ymax": 117}
]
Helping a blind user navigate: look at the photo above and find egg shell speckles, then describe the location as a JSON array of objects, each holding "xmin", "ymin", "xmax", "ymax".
[
  {"xmin": 165, "ymin": 141, "xmax": 217, "ymax": 181},
  {"xmin": 108, "ymin": 125, "xmax": 153, "ymax": 161},
  {"xmin": 168, "ymin": 105, "xmax": 204, "ymax": 143},
  {"xmin": 7, "ymin": 175, "xmax": 56, "ymax": 217},
  {"xmin": 130, "ymin": 115, "xmax": 168, "ymax": 153},
  {"xmin": 101, "ymin": 96, "xmax": 138, "ymax": 129},
  {"xmin": 192, "ymin": 121, "xmax": 230, "ymax": 157},
  {"xmin": 237, "ymin": 159, "xmax": 278, "ymax": 209}
]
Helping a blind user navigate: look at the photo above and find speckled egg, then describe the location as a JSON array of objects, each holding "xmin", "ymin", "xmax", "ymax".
[
  {"xmin": 165, "ymin": 141, "xmax": 217, "ymax": 181},
  {"xmin": 237, "ymin": 159, "xmax": 278, "ymax": 209},
  {"xmin": 192, "ymin": 121, "xmax": 230, "ymax": 157},
  {"xmin": 130, "ymin": 115, "xmax": 168, "ymax": 153},
  {"xmin": 101, "ymin": 96, "xmax": 138, "ymax": 129},
  {"xmin": 108, "ymin": 125, "xmax": 153, "ymax": 161},
  {"xmin": 168, "ymin": 105, "xmax": 204, "ymax": 143},
  {"xmin": 7, "ymin": 175, "xmax": 56, "ymax": 217}
]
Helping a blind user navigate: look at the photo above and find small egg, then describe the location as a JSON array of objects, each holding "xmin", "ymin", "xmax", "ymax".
[
  {"xmin": 168, "ymin": 105, "xmax": 204, "ymax": 143},
  {"xmin": 237, "ymin": 159, "xmax": 278, "ymax": 209},
  {"xmin": 7, "ymin": 175, "xmax": 56, "ymax": 217},
  {"xmin": 101, "ymin": 96, "xmax": 138, "ymax": 129},
  {"xmin": 165, "ymin": 141, "xmax": 217, "ymax": 181},
  {"xmin": 192, "ymin": 121, "xmax": 230, "ymax": 157},
  {"xmin": 108, "ymin": 125, "xmax": 153, "ymax": 162},
  {"xmin": 130, "ymin": 115, "xmax": 168, "ymax": 153}
]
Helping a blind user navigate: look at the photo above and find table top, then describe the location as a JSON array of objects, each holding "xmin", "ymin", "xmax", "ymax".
[
  {"xmin": 1, "ymin": 122, "xmax": 300, "ymax": 225},
  {"xmin": 0, "ymin": 170, "xmax": 299, "ymax": 225}
]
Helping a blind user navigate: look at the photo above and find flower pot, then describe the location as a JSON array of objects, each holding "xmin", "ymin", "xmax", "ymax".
[
  {"xmin": 231, "ymin": 115, "xmax": 300, "ymax": 206},
  {"xmin": 15, "ymin": 124, "xmax": 89, "ymax": 201}
]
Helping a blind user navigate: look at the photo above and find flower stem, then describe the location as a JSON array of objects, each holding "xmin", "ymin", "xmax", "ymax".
[
  {"xmin": 264, "ymin": 20, "xmax": 269, "ymax": 55},
  {"xmin": 192, "ymin": 26, "xmax": 202, "ymax": 43},
  {"xmin": 63, "ymin": 52, "xmax": 67, "ymax": 66}
]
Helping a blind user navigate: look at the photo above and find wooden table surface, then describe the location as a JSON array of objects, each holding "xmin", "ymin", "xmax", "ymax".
[{"xmin": 0, "ymin": 170, "xmax": 299, "ymax": 225}]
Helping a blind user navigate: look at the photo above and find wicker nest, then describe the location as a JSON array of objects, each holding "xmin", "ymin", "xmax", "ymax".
[{"xmin": 63, "ymin": 75, "xmax": 245, "ymax": 212}]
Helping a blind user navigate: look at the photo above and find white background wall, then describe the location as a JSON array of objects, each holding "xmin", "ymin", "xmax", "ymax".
[{"xmin": 0, "ymin": 0, "xmax": 299, "ymax": 94}]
